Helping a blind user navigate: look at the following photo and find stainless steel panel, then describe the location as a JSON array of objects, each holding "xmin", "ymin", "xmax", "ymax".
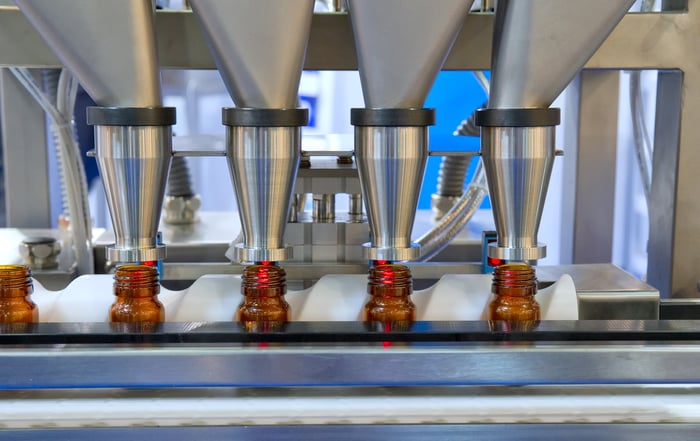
[
  {"xmin": 0, "ymin": 344, "xmax": 699, "ymax": 388},
  {"xmin": 0, "ymin": 68, "xmax": 50, "ymax": 228},
  {"xmin": 0, "ymin": 10, "xmax": 691, "ymax": 71},
  {"xmin": 647, "ymin": 71, "xmax": 682, "ymax": 299},
  {"xmin": 572, "ymin": 71, "xmax": 620, "ymax": 264},
  {"xmin": 1, "ymin": 424, "xmax": 699, "ymax": 441},
  {"xmin": 539, "ymin": 263, "xmax": 659, "ymax": 319}
]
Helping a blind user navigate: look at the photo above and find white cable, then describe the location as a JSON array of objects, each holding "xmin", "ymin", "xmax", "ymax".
[{"xmin": 9, "ymin": 67, "xmax": 94, "ymax": 274}]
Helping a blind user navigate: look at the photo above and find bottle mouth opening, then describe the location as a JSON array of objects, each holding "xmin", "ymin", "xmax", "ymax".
[
  {"xmin": 0, "ymin": 264, "xmax": 33, "ymax": 289},
  {"xmin": 242, "ymin": 264, "xmax": 287, "ymax": 294},
  {"xmin": 114, "ymin": 264, "xmax": 159, "ymax": 289},
  {"xmin": 367, "ymin": 264, "xmax": 413, "ymax": 296},
  {"xmin": 492, "ymin": 263, "xmax": 537, "ymax": 292}
]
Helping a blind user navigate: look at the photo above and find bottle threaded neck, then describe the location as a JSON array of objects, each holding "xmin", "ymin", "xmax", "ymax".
[
  {"xmin": 492, "ymin": 263, "xmax": 537, "ymax": 296},
  {"xmin": 0, "ymin": 264, "xmax": 33, "ymax": 296},
  {"xmin": 242, "ymin": 264, "xmax": 287, "ymax": 297},
  {"xmin": 367, "ymin": 264, "xmax": 412, "ymax": 297},
  {"xmin": 114, "ymin": 265, "xmax": 160, "ymax": 293}
]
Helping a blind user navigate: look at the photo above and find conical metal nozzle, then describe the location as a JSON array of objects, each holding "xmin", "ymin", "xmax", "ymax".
[
  {"xmin": 189, "ymin": 2, "xmax": 314, "ymax": 263},
  {"xmin": 89, "ymin": 108, "xmax": 176, "ymax": 263},
  {"xmin": 15, "ymin": 0, "xmax": 162, "ymax": 107},
  {"xmin": 480, "ymin": 123, "xmax": 556, "ymax": 261},
  {"xmin": 348, "ymin": 0, "xmax": 471, "ymax": 261},
  {"xmin": 190, "ymin": 0, "xmax": 314, "ymax": 108},
  {"xmin": 354, "ymin": 117, "xmax": 430, "ymax": 262},
  {"xmin": 224, "ymin": 109, "xmax": 307, "ymax": 263}
]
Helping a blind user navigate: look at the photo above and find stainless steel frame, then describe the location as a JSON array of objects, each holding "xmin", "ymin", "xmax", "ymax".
[
  {"xmin": 0, "ymin": 424, "xmax": 697, "ymax": 441},
  {"xmin": 1, "ymin": 7, "xmax": 696, "ymax": 295},
  {"xmin": 1, "ymin": 341, "xmax": 699, "ymax": 389}
]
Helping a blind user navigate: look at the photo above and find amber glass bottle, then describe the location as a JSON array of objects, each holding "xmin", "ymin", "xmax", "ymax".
[
  {"xmin": 487, "ymin": 263, "xmax": 540, "ymax": 330},
  {"xmin": 364, "ymin": 263, "xmax": 415, "ymax": 331},
  {"xmin": 110, "ymin": 265, "xmax": 164, "ymax": 324},
  {"xmin": 0, "ymin": 265, "xmax": 38, "ymax": 323},
  {"xmin": 237, "ymin": 263, "xmax": 290, "ymax": 332}
]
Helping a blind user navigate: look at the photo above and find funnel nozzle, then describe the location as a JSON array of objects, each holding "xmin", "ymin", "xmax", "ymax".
[
  {"xmin": 224, "ymin": 108, "xmax": 307, "ymax": 264},
  {"xmin": 353, "ymin": 109, "xmax": 433, "ymax": 262},
  {"xmin": 88, "ymin": 107, "xmax": 175, "ymax": 263},
  {"xmin": 477, "ymin": 108, "xmax": 559, "ymax": 262}
]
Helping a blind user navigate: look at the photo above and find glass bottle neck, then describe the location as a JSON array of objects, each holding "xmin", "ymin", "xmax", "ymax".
[
  {"xmin": 242, "ymin": 264, "xmax": 286, "ymax": 298},
  {"xmin": 491, "ymin": 263, "xmax": 537, "ymax": 297},
  {"xmin": 0, "ymin": 265, "xmax": 33, "ymax": 298},
  {"xmin": 367, "ymin": 264, "xmax": 412, "ymax": 297},
  {"xmin": 114, "ymin": 265, "xmax": 160, "ymax": 298}
]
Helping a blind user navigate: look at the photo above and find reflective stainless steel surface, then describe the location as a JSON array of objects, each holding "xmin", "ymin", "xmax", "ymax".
[
  {"xmin": 1, "ymin": 340, "xmax": 700, "ymax": 388},
  {"xmin": 14, "ymin": 0, "xmax": 161, "ymax": 107},
  {"xmin": 226, "ymin": 126, "xmax": 300, "ymax": 263},
  {"xmin": 95, "ymin": 125, "xmax": 172, "ymax": 262},
  {"xmin": 0, "ymin": 9, "xmax": 688, "ymax": 72},
  {"xmin": 481, "ymin": 126, "xmax": 555, "ymax": 261},
  {"xmin": 2, "ymin": 424, "xmax": 698, "ymax": 441},
  {"xmin": 355, "ymin": 126, "xmax": 427, "ymax": 261},
  {"xmin": 347, "ymin": 0, "xmax": 472, "ymax": 107},
  {"xmin": 539, "ymin": 263, "xmax": 659, "ymax": 319},
  {"xmin": 190, "ymin": 0, "xmax": 314, "ymax": 108},
  {"xmin": 489, "ymin": 0, "xmax": 633, "ymax": 108}
]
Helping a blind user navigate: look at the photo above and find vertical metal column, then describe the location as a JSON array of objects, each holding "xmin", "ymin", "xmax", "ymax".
[
  {"xmin": 647, "ymin": 70, "xmax": 682, "ymax": 299},
  {"xmin": 571, "ymin": 70, "xmax": 620, "ymax": 264},
  {"xmin": 0, "ymin": 68, "xmax": 51, "ymax": 228}
]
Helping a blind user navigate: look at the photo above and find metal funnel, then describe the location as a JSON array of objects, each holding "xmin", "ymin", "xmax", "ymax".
[
  {"xmin": 190, "ymin": 0, "xmax": 314, "ymax": 108},
  {"xmin": 481, "ymin": 0, "xmax": 632, "ymax": 261},
  {"xmin": 489, "ymin": 0, "xmax": 633, "ymax": 108},
  {"xmin": 348, "ymin": 0, "xmax": 470, "ymax": 261},
  {"xmin": 347, "ymin": 0, "xmax": 473, "ymax": 108},
  {"xmin": 15, "ymin": 0, "xmax": 162, "ymax": 107},
  {"xmin": 353, "ymin": 111, "xmax": 433, "ymax": 261},
  {"xmin": 88, "ymin": 107, "xmax": 175, "ymax": 263},
  {"xmin": 224, "ymin": 109, "xmax": 307, "ymax": 263}
]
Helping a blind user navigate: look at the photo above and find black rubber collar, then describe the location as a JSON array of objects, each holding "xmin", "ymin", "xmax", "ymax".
[
  {"xmin": 222, "ymin": 108, "xmax": 309, "ymax": 127},
  {"xmin": 87, "ymin": 107, "xmax": 176, "ymax": 126},
  {"xmin": 351, "ymin": 108, "xmax": 436, "ymax": 127},
  {"xmin": 475, "ymin": 108, "xmax": 560, "ymax": 127}
]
